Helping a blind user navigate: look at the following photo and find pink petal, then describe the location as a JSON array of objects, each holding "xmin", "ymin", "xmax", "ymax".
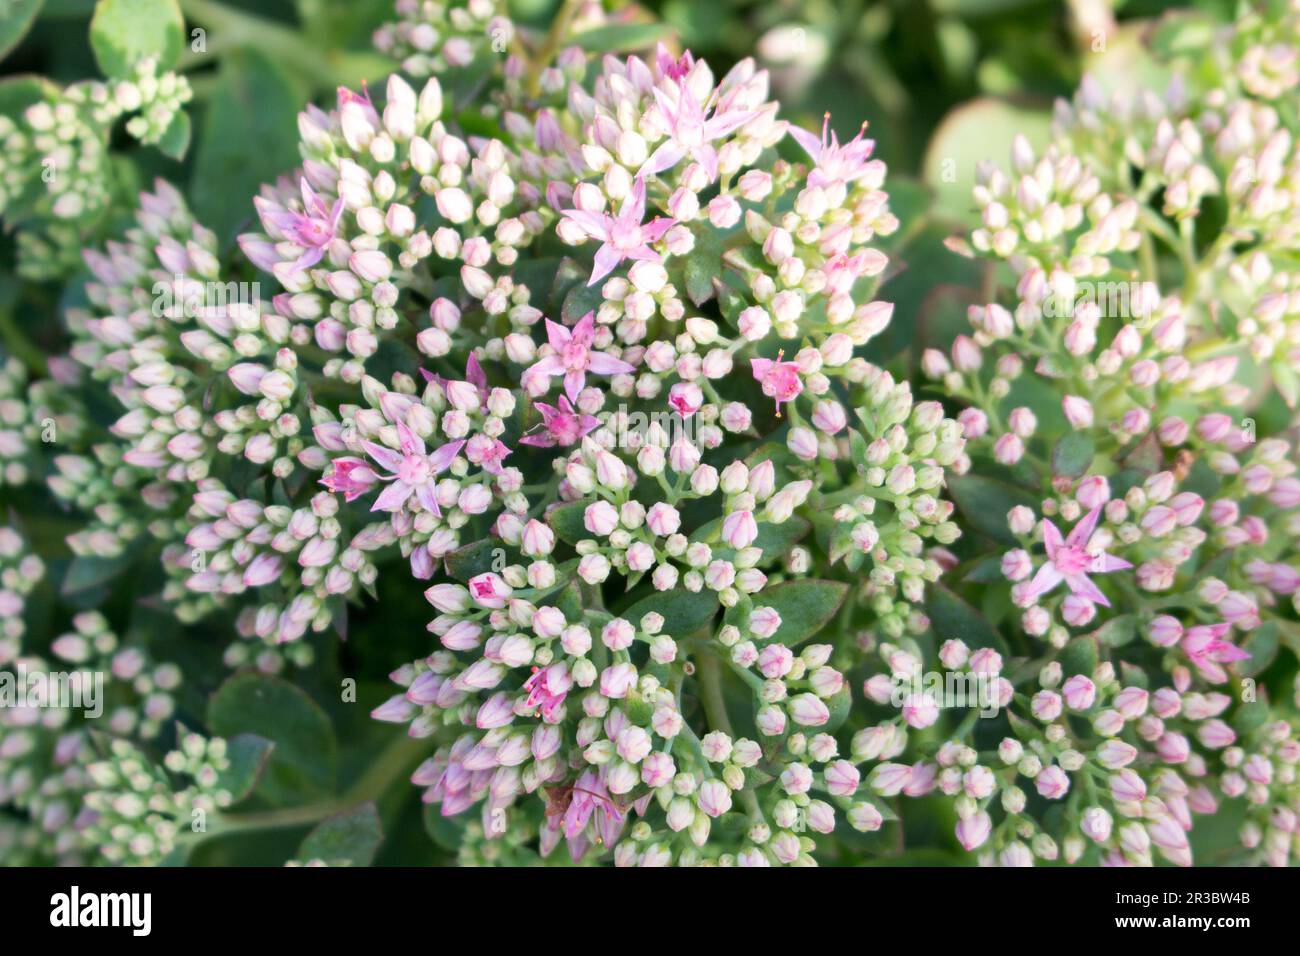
[
  {"xmin": 396, "ymin": 421, "xmax": 425, "ymax": 456},
  {"xmin": 695, "ymin": 143, "xmax": 719, "ymax": 182},
  {"xmin": 1042, "ymin": 519, "xmax": 1064, "ymax": 560},
  {"xmin": 529, "ymin": 354, "xmax": 565, "ymax": 378},
  {"xmin": 587, "ymin": 351, "xmax": 634, "ymax": 375},
  {"xmin": 1066, "ymin": 507, "xmax": 1102, "ymax": 550},
  {"xmin": 640, "ymin": 140, "xmax": 686, "ymax": 177},
  {"xmin": 427, "ymin": 439, "xmax": 467, "ymax": 473},
  {"xmin": 363, "ymin": 441, "xmax": 404, "ymax": 474},
  {"xmin": 544, "ymin": 318, "xmax": 571, "ymax": 351},
  {"xmin": 1023, "ymin": 562, "xmax": 1064, "ymax": 601},
  {"xmin": 587, "ymin": 242, "xmax": 623, "ymax": 286},
  {"xmin": 372, "ymin": 481, "xmax": 414, "ymax": 512},
  {"xmin": 787, "ymin": 124, "xmax": 824, "ymax": 159},
  {"xmin": 563, "ymin": 370, "xmax": 586, "ymax": 403},
  {"xmin": 561, "ymin": 208, "xmax": 609, "ymax": 240},
  {"xmin": 1065, "ymin": 573, "xmax": 1110, "ymax": 607},
  {"xmin": 1091, "ymin": 552, "xmax": 1133, "ymax": 573},
  {"xmin": 704, "ymin": 109, "xmax": 759, "ymax": 140},
  {"xmin": 415, "ymin": 481, "xmax": 442, "ymax": 516}
]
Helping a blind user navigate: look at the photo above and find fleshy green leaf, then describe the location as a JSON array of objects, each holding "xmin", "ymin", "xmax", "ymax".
[
  {"xmin": 190, "ymin": 49, "xmax": 301, "ymax": 244},
  {"xmin": 1091, "ymin": 613, "xmax": 1136, "ymax": 648},
  {"xmin": 1239, "ymin": 622, "xmax": 1277, "ymax": 679},
  {"xmin": 925, "ymin": 584, "xmax": 1007, "ymax": 653},
  {"xmin": 155, "ymin": 108, "xmax": 190, "ymax": 160},
  {"xmin": 214, "ymin": 733, "xmax": 276, "ymax": 805},
  {"xmin": 545, "ymin": 499, "xmax": 592, "ymax": 545},
  {"xmin": 1059, "ymin": 636, "xmax": 1098, "ymax": 678},
  {"xmin": 0, "ymin": 0, "xmax": 43, "ymax": 62},
  {"xmin": 1051, "ymin": 432, "xmax": 1094, "ymax": 479},
  {"xmin": 947, "ymin": 475, "xmax": 1037, "ymax": 544},
  {"xmin": 60, "ymin": 552, "xmax": 134, "ymax": 597},
  {"xmin": 444, "ymin": 539, "xmax": 497, "ymax": 581},
  {"xmin": 759, "ymin": 579, "xmax": 849, "ymax": 646},
  {"xmin": 621, "ymin": 587, "xmax": 719, "ymax": 636},
  {"xmin": 922, "ymin": 97, "xmax": 1051, "ymax": 225},
  {"xmin": 89, "ymin": 0, "xmax": 184, "ymax": 78},
  {"xmin": 208, "ymin": 672, "xmax": 338, "ymax": 806},
  {"xmin": 297, "ymin": 802, "xmax": 382, "ymax": 866},
  {"xmin": 570, "ymin": 22, "xmax": 672, "ymax": 53}
]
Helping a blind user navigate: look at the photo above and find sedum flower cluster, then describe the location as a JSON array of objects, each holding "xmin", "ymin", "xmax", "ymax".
[
  {"xmin": 899, "ymin": 1, "xmax": 1300, "ymax": 866},
  {"xmin": 0, "ymin": 0, "xmax": 1294, "ymax": 868}
]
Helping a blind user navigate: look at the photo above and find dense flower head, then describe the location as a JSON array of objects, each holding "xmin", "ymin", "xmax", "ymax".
[{"xmin": 0, "ymin": 0, "xmax": 1297, "ymax": 869}]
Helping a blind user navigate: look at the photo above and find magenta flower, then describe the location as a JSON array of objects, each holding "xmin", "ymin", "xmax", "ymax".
[
  {"xmin": 1182, "ymin": 624, "xmax": 1251, "ymax": 684},
  {"xmin": 788, "ymin": 112, "xmax": 876, "ymax": 189},
  {"xmin": 362, "ymin": 422, "xmax": 465, "ymax": 515},
  {"xmin": 320, "ymin": 457, "xmax": 378, "ymax": 502},
  {"xmin": 751, "ymin": 351, "xmax": 803, "ymax": 416},
  {"xmin": 525, "ymin": 311, "xmax": 635, "ymax": 402},
  {"xmin": 260, "ymin": 177, "xmax": 344, "ymax": 272},
  {"xmin": 654, "ymin": 42, "xmax": 695, "ymax": 81},
  {"xmin": 523, "ymin": 663, "xmax": 571, "ymax": 722},
  {"xmin": 562, "ymin": 769, "xmax": 626, "ymax": 855},
  {"xmin": 519, "ymin": 395, "xmax": 600, "ymax": 448},
  {"xmin": 421, "ymin": 354, "xmax": 489, "ymax": 411},
  {"xmin": 640, "ymin": 80, "xmax": 758, "ymax": 182},
  {"xmin": 561, "ymin": 177, "xmax": 676, "ymax": 286},
  {"xmin": 1022, "ymin": 507, "xmax": 1133, "ymax": 608}
]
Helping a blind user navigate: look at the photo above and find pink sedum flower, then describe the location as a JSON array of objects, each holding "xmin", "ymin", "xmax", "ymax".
[
  {"xmin": 788, "ymin": 112, "xmax": 876, "ymax": 189},
  {"xmin": 750, "ymin": 351, "xmax": 803, "ymax": 416},
  {"xmin": 525, "ymin": 311, "xmax": 635, "ymax": 402},
  {"xmin": 1022, "ymin": 507, "xmax": 1132, "ymax": 608},
  {"xmin": 561, "ymin": 177, "xmax": 676, "ymax": 286},
  {"xmin": 361, "ymin": 423, "xmax": 465, "ymax": 516}
]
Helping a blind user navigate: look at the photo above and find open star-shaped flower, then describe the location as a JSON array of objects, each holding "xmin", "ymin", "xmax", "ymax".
[
  {"xmin": 362, "ymin": 422, "xmax": 465, "ymax": 515},
  {"xmin": 525, "ymin": 311, "xmax": 634, "ymax": 402},
  {"xmin": 788, "ymin": 112, "xmax": 876, "ymax": 189},
  {"xmin": 1022, "ymin": 506, "xmax": 1132, "ymax": 607},
  {"xmin": 561, "ymin": 177, "xmax": 675, "ymax": 286}
]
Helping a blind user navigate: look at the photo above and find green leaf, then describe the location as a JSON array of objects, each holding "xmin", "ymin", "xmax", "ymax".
[
  {"xmin": 560, "ymin": 281, "xmax": 602, "ymax": 325},
  {"xmin": 60, "ymin": 552, "xmax": 134, "ymax": 596},
  {"xmin": 1051, "ymin": 432, "xmax": 1094, "ymax": 479},
  {"xmin": 1059, "ymin": 636, "xmax": 1098, "ymax": 678},
  {"xmin": 214, "ymin": 733, "xmax": 276, "ymax": 805},
  {"xmin": 622, "ymin": 587, "xmax": 719, "ymax": 636},
  {"xmin": 0, "ymin": 0, "xmax": 43, "ymax": 62},
  {"xmin": 1091, "ymin": 614, "xmax": 1136, "ymax": 648},
  {"xmin": 922, "ymin": 97, "xmax": 1051, "ymax": 225},
  {"xmin": 759, "ymin": 579, "xmax": 849, "ymax": 646},
  {"xmin": 208, "ymin": 672, "xmax": 338, "ymax": 806},
  {"xmin": 444, "ymin": 539, "xmax": 497, "ymax": 581},
  {"xmin": 297, "ymin": 802, "xmax": 382, "ymax": 866},
  {"xmin": 1145, "ymin": 10, "xmax": 1219, "ymax": 60},
  {"xmin": 423, "ymin": 802, "xmax": 468, "ymax": 852},
  {"xmin": 570, "ymin": 22, "xmax": 672, "ymax": 53},
  {"xmin": 683, "ymin": 227, "xmax": 728, "ymax": 307},
  {"xmin": 925, "ymin": 584, "xmax": 1007, "ymax": 653},
  {"xmin": 155, "ymin": 109, "xmax": 190, "ymax": 160},
  {"xmin": 0, "ymin": 74, "xmax": 54, "ymax": 118},
  {"xmin": 821, "ymin": 684, "xmax": 852, "ymax": 733},
  {"xmin": 545, "ymin": 499, "xmax": 591, "ymax": 545},
  {"xmin": 190, "ymin": 49, "xmax": 301, "ymax": 244},
  {"xmin": 946, "ymin": 475, "xmax": 1037, "ymax": 545},
  {"xmin": 89, "ymin": 0, "xmax": 184, "ymax": 78},
  {"xmin": 693, "ymin": 515, "xmax": 811, "ymax": 563},
  {"xmin": 1238, "ymin": 622, "xmax": 1277, "ymax": 679}
]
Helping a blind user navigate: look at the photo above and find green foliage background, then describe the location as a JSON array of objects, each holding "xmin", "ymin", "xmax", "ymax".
[{"xmin": 0, "ymin": 0, "xmax": 1242, "ymax": 866}]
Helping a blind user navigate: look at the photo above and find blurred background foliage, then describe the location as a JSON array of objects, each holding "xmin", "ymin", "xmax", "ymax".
[{"xmin": 0, "ymin": 0, "xmax": 1241, "ymax": 865}]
